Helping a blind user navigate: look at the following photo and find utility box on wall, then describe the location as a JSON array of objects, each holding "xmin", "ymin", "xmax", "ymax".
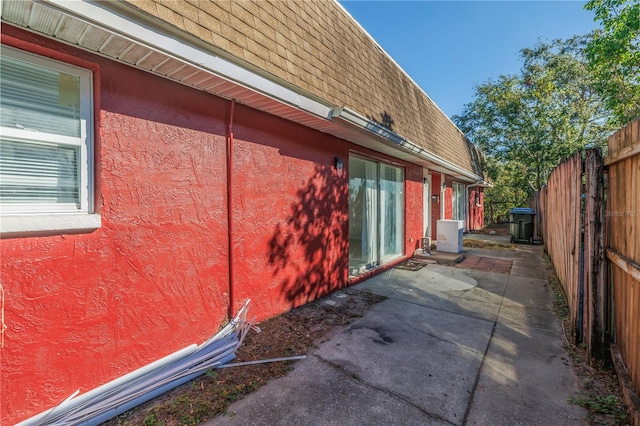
[{"xmin": 437, "ymin": 220, "xmax": 463, "ymax": 253}]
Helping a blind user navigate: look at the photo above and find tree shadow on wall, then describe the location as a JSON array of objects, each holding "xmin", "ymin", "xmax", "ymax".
[{"xmin": 268, "ymin": 162, "xmax": 349, "ymax": 308}]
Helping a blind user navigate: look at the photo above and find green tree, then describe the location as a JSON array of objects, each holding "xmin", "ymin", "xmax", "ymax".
[
  {"xmin": 453, "ymin": 36, "xmax": 612, "ymax": 218},
  {"xmin": 482, "ymin": 158, "xmax": 532, "ymax": 222},
  {"xmin": 585, "ymin": 0, "xmax": 640, "ymax": 126}
]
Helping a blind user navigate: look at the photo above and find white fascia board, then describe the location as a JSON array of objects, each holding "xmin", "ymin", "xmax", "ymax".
[
  {"xmin": 332, "ymin": 107, "xmax": 483, "ymax": 182},
  {"xmin": 332, "ymin": 107, "xmax": 404, "ymax": 145},
  {"xmin": 43, "ymin": 0, "xmax": 332, "ymax": 119}
]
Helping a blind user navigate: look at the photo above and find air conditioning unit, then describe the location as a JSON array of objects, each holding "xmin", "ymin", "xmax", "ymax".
[{"xmin": 437, "ymin": 220, "xmax": 463, "ymax": 253}]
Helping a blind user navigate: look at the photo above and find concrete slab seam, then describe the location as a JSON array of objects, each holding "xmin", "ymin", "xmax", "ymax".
[
  {"xmin": 361, "ymin": 290, "xmax": 497, "ymax": 325},
  {"xmin": 312, "ymin": 353, "xmax": 459, "ymax": 426},
  {"xmin": 461, "ymin": 273, "xmax": 511, "ymax": 425}
]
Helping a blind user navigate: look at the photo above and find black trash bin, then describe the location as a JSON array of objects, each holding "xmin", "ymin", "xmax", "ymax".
[{"xmin": 509, "ymin": 208, "xmax": 535, "ymax": 244}]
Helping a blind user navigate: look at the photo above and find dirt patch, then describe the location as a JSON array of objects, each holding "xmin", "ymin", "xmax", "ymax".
[
  {"xmin": 568, "ymin": 345, "xmax": 630, "ymax": 425},
  {"xmin": 105, "ymin": 289, "xmax": 385, "ymax": 426},
  {"xmin": 462, "ymin": 238, "xmax": 515, "ymax": 250},
  {"xmin": 394, "ymin": 259, "xmax": 428, "ymax": 271},
  {"xmin": 471, "ymin": 223, "xmax": 511, "ymax": 236}
]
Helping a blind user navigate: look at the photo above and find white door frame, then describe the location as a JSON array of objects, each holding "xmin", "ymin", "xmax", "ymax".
[
  {"xmin": 423, "ymin": 170, "xmax": 431, "ymax": 238},
  {"xmin": 440, "ymin": 173, "xmax": 446, "ymax": 220}
]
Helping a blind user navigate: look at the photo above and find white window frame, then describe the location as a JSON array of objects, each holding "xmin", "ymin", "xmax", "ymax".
[{"xmin": 1, "ymin": 46, "xmax": 100, "ymax": 237}]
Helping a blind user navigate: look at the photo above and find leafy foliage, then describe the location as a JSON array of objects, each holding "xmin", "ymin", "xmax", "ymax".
[
  {"xmin": 585, "ymin": 0, "xmax": 640, "ymax": 126},
  {"xmin": 482, "ymin": 159, "xmax": 534, "ymax": 221},
  {"xmin": 454, "ymin": 36, "xmax": 613, "ymax": 218}
]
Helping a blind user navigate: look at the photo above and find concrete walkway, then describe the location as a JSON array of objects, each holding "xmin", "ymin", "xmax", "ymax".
[{"xmin": 204, "ymin": 243, "xmax": 587, "ymax": 425}]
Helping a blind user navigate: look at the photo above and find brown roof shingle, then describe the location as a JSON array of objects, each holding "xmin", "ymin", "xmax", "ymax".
[{"xmin": 121, "ymin": 0, "xmax": 479, "ymax": 174}]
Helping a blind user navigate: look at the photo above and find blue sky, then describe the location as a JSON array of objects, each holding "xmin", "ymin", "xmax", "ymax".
[{"xmin": 340, "ymin": 1, "xmax": 601, "ymax": 119}]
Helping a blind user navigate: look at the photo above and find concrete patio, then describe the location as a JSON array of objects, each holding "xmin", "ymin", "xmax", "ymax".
[{"xmin": 204, "ymin": 241, "xmax": 586, "ymax": 425}]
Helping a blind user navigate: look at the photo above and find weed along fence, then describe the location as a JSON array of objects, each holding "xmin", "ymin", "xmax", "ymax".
[{"xmin": 537, "ymin": 119, "xmax": 640, "ymax": 424}]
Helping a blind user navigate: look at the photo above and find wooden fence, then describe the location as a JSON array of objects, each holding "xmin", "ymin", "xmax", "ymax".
[
  {"xmin": 538, "ymin": 152, "xmax": 583, "ymax": 342},
  {"xmin": 605, "ymin": 120, "xmax": 640, "ymax": 421},
  {"xmin": 538, "ymin": 119, "xmax": 640, "ymax": 424}
]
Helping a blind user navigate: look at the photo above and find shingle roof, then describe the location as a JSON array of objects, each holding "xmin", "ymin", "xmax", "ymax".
[{"xmin": 120, "ymin": 0, "xmax": 480, "ymax": 174}]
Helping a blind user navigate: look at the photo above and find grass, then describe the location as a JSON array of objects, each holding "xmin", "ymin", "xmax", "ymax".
[
  {"xmin": 463, "ymin": 238, "xmax": 515, "ymax": 251},
  {"xmin": 117, "ymin": 360, "xmax": 294, "ymax": 426},
  {"xmin": 570, "ymin": 393, "xmax": 629, "ymax": 424}
]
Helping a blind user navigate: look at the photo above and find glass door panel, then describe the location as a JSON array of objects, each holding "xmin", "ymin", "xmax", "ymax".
[
  {"xmin": 349, "ymin": 157, "xmax": 378, "ymax": 274},
  {"xmin": 380, "ymin": 163, "xmax": 404, "ymax": 262},
  {"xmin": 349, "ymin": 156, "xmax": 404, "ymax": 275}
]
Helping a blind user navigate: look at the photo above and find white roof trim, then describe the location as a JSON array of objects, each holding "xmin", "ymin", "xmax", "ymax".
[
  {"xmin": 43, "ymin": 0, "xmax": 333, "ymax": 119},
  {"xmin": 332, "ymin": 107, "xmax": 485, "ymax": 183}
]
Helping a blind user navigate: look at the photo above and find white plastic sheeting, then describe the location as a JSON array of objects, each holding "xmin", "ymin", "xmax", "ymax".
[{"xmin": 18, "ymin": 300, "xmax": 254, "ymax": 426}]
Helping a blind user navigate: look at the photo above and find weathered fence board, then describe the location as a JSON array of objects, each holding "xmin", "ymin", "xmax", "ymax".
[
  {"xmin": 584, "ymin": 149, "xmax": 606, "ymax": 364},
  {"xmin": 606, "ymin": 119, "xmax": 640, "ymax": 401},
  {"xmin": 540, "ymin": 152, "xmax": 583, "ymax": 342}
]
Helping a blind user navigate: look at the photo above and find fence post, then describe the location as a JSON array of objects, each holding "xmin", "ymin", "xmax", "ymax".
[{"xmin": 584, "ymin": 149, "xmax": 607, "ymax": 365}]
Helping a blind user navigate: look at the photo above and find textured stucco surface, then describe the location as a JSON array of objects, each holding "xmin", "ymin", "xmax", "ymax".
[
  {"xmin": 118, "ymin": 0, "xmax": 479, "ymax": 174},
  {"xmin": 1, "ymin": 25, "xmax": 424, "ymax": 424},
  {"xmin": 229, "ymin": 105, "xmax": 350, "ymax": 315},
  {"xmin": 1, "ymin": 26, "xmax": 230, "ymax": 423},
  {"xmin": 468, "ymin": 188, "xmax": 485, "ymax": 231},
  {"xmin": 405, "ymin": 165, "xmax": 424, "ymax": 254}
]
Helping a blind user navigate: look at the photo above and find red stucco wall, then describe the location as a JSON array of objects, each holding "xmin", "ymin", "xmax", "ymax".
[
  {"xmin": 1, "ymin": 26, "xmax": 423, "ymax": 424},
  {"xmin": 443, "ymin": 176, "xmax": 454, "ymax": 220},
  {"xmin": 468, "ymin": 189, "xmax": 485, "ymax": 231},
  {"xmin": 229, "ymin": 106, "xmax": 351, "ymax": 315},
  {"xmin": 444, "ymin": 187, "xmax": 453, "ymax": 219},
  {"xmin": 1, "ymin": 27, "xmax": 231, "ymax": 423},
  {"xmin": 405, "ymin": 166, "xmax": 424, "ymax": 254}
]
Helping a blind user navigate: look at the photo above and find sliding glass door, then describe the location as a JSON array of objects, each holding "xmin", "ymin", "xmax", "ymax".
[{"xmin": 349, "ymin": 156, "xmax": 404, "ymax": 275}]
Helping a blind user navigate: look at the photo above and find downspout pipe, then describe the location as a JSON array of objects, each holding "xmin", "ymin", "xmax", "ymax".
[{"xmin": 227, "ymin": 99, "xmax": 236, "ymax": 319}]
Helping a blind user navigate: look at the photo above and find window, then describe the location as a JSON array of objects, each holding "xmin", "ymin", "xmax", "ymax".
[
  {"xmin": 452, "ymin": 182, "xmax": 465, "ymax": 221},
  {"xmin": 0, "ymin": 46, "xmax": 99, "ymax": 236}
]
